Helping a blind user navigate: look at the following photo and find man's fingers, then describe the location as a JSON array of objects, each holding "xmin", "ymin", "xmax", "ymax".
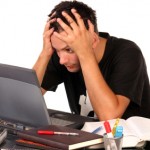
[
  {"xmin": 71, "ymin": 9, "xmax": 84, "ymax": 29},
  {"xmin": 43, "ymin": 27, "xmax": 54, "ymax": 41},
  {"xmin": 61, "ymin": 11, "xmax": 80, "ymax": 31},
  {"xmin": 49, "ymin": 11, "xmax": 56, "ymax": 19},
  {"xmin": 88, "ymin": 20, "xmax": 94, "ymax": 33},
  {"xmin": 56, "ymin": 18, "xmax": 73, "ymax": 34},
  {"xmin": 43, "ymin": 18, "xmax": 56, "ymax": 33},
  {"xmin": 62, "ymin": 11, "xmax": 74, "ymax": 25},
  {"xmin": 53, "ymin": 31, "xmax": 68, "ymax": 42}
]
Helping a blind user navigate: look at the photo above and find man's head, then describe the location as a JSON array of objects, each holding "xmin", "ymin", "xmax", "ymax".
[
  {"xmin": 49, "ymin": 1, "xmax": 98, "ymax": 33},
  {"xmin": 49, "ymin": 1, "xmax": 98, "ymax": 73}
]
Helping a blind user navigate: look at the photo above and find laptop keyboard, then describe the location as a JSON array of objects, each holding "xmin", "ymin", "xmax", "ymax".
[{"xmin": 50, "ymin": 117, "xmax": 75, "ymax": 126}]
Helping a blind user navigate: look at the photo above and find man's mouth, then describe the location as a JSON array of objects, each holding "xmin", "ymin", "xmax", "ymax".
[
  {"xmin": 66, "ymin": 65, "xmax": 73, "ymax": 68},
  {"xmin": 65, "ymin": 65, "xmax": 75, "ymax": 69}
]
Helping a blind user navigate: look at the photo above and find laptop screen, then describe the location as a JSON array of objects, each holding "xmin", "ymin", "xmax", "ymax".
[{"xmin": 0, "ymin": 63, "xmax": 51, "ymax": 128}]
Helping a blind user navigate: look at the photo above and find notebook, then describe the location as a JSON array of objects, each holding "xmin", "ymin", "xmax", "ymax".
[{"xmin": 0, "ymin": 63, "xmax": 96, "ymax": 131}]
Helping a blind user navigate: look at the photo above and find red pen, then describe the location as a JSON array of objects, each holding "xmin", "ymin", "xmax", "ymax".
[
  {"xmin": 37, "ymin": 130, "xmax": 79, "ymax": 136},
  {"xmin": 104, "ymin": 121, "xmax": 113, "ymax": 138}
]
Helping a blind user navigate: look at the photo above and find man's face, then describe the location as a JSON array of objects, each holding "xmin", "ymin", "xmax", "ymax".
[{"xmin": 51, "ymin": 31, "xmax": 81, "ymax": 72}]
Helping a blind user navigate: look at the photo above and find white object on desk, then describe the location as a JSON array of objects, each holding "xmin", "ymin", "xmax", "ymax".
[
  {"xmin": 81, "ymin": 116, "xmax": 150, "ymax": 148},
  {"xmin": 0, "ymin": 129, "xmax": 7, "ymax": 145}
]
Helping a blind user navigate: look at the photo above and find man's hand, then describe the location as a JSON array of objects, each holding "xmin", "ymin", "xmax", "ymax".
[
  {"xmin": 53, "ymin": 9, "xmax": 95, "ymax": 57},
  {"xmin": 42, "ymin": 18, "xmax": 55, "ymax": 57}
]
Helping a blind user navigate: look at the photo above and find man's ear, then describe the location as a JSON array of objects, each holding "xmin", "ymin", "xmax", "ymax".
[{"xmin": 92, "ymin": 32, "xmax": 99, "ymax": 49}]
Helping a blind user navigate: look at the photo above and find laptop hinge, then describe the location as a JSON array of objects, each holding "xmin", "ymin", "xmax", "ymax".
[{"xmin": 15, "ymin": 123, "xmax": 26, "ymax": 131}]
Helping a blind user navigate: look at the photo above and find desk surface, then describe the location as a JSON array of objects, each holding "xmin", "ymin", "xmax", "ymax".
[{"xmin": 1, "ymin": 133, "xmax": 150, "ymax": 150}]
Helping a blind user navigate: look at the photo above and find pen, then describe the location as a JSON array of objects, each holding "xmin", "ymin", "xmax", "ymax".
[
  {"xmin": 104, "ymin": 121, "xmax": 113, "ymax": 138},
  {"xmin": 37, "ymin": 130, "xmax": 79, "ymax": 136},
  {"xmin": 104, "ymin": 121, "xmax": 118, "ymax": 150},
  {"xmin": 112, "ymin": 118, "xmax": 120, "ymax": 136},
  {"xmin": 91, "ymin": 126, "xmax": 103, "ymax": 134}
]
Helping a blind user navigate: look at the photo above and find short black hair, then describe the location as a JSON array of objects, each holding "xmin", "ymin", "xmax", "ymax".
[{"xmin": 48, "ymin": 1, "xmax": 98, "ymax": 33}]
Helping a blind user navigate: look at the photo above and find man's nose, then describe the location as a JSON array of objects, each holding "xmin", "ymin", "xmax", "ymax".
[{"xmin": 59, "ymin": 52, "xmax": 68, "ymax": 65}]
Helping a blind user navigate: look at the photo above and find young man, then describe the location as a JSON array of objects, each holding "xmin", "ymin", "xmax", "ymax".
[{"xmin": 33, "ymin": 1, "xmax": 150, "ymax": 121}]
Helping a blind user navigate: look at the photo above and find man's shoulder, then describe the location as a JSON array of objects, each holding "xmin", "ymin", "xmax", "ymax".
[
  {"xmin": 101, "ymin": 32, "xmax": 143, "ymax": 62},
  {"xmin": 107, "ymin": 34, "xmax": 141, "ymax": 53},
  {"xmin": 99, "ymin": 32, "xmax": 139, "ymax": 48}
]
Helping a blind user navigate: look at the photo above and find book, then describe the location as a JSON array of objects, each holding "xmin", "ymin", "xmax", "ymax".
[
  {"xmin": 17, "ymin": 125, "xmax": 103, "ymax": 150},
  {"xmin": 16, "ymin": 139, "xmax": 62, "ymax": 150},
  {"xmin": 81, "ymin": 116, "xmax": 150, "ymax": 148}
]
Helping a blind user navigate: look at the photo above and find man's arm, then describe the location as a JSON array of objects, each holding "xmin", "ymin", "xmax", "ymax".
[
  {"xmin": 78, "ymin": 52, "xmax": 130, "ymax": 120},
  {"xmin": 33, "ymin": 19, "xmax": 55, "ymax": 92},
  {"xmin": 53, "ymin": 9, "xmax": 130, "ymax": 120}
]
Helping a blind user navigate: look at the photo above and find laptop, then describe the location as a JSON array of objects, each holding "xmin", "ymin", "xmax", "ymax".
[{"xmin": 0, "ymin": 63, "xmax": 96, "ymax": 131}]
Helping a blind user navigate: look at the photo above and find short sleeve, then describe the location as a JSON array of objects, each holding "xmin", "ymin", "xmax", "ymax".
[
  {"xmin": 104, "ymin": 40, "xmax": 146, "ymax": 106},
  {"xmin": 41, "ymin": 52, "xmax": 64, "ymax": 91}
]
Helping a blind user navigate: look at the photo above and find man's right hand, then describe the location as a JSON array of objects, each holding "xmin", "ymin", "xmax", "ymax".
[{"xmin": 41, "ymin": 18, "xmax": 55, "ymax": 57}]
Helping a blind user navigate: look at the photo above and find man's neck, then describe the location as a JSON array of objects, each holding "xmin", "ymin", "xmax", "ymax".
[{"xmin": 94, "ymin": 36, "xmax": 107, "ymax": 63}]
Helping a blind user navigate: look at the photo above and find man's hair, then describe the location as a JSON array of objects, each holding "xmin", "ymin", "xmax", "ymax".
[{"xmin": 48, "ymin": 1, "xmax": 98, "ymax": 33}]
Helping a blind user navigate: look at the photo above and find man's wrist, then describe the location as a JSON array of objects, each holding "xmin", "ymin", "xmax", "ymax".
[
  {"xmin": 78, "ymin": 49, "xmax": 95, "ymax": 62},
  {"xmin": 40, "ymin": 49, "xmax": 53, "ymax": 58}
]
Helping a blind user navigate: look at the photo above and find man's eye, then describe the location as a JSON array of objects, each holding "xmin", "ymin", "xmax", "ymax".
[{"xmin": 66, "ymin": 48, "xmax": 73, "ymax": 53}]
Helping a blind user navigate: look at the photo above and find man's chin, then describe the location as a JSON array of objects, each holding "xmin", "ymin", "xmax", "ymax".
[{"xmin": 66, "ymin": 67, "xmax": 79, "ymax": 73}]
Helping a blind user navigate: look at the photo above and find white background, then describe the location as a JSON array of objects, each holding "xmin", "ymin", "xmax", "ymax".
[{"xmin": 0, "ymin": 0, "xmax": 150, "ymax": 113}]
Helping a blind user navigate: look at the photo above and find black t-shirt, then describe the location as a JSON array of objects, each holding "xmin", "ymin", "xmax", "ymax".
[{"xmin": 41, "ymin": 32, "xmax": 150, "ymax": 119}]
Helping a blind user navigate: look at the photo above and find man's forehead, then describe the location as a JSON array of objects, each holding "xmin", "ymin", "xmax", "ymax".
[{"xmin": 51, "ymin": 31, "xmax": 67, "ymax": 50}]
